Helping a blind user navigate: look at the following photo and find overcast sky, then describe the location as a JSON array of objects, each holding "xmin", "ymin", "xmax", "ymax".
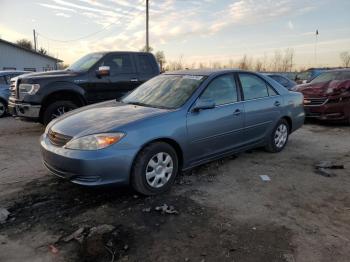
[{"xmin": 0, "ymin": 0, "xmax": 349, "ymax": 68}]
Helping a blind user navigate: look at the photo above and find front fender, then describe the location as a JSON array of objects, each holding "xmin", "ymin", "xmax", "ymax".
[{"xmin": 23, "ymin": 81, "xmax": 87, "ymax": 104}]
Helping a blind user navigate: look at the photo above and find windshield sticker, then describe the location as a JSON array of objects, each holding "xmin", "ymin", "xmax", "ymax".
[{"xmin": 182, "ymin": 75, "xmax": 203, "ymax": 81}]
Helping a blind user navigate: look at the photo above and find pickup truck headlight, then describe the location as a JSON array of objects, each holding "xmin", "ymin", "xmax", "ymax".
[
  {"xmin": 19, "ymin": 84, "xmax": 40, "ymax": 95},
  {"xmin": 64, "ymin": 133, "xmax": 125, "ymax": 150}
]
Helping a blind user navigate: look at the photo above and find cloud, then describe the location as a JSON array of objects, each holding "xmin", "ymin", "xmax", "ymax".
[
  {"xmin": 35, "ymin": 0, "xmax": 319, "ymax": 64},
  {"xmin": 288, "ymin": 20, "xmax": 294, "ymax": 30},
  {"xmin": 37, "ymin": 3, "xmax": 77, "ymax": 12},
  {"xmin": 55, "ymin": 12, "xmax": 71, "ymax": 18}
]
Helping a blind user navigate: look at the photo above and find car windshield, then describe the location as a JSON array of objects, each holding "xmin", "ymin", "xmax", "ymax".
[
  {"xmin": 310, "ymin": 71, "xmax": 338, "ymax": 84},
  {"xmin": 122, "ymin": 74, "xmax": 205, "ymax": 109},
  {"xmin": 67, "ymin": 53, "xmax": 104, "ymax": 72}
]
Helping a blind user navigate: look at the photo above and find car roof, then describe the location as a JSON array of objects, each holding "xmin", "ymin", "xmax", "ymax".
[
  {"xmin": 263, "ymin": 73, "xmax": 287, "ymax": 77},
  {"xmin": 325, "ymin": 68, "xmax": 350, "ymax": 73},
  {"xmin": 163, "ymin": 68, "xmax": 250, "ymax": 76}
]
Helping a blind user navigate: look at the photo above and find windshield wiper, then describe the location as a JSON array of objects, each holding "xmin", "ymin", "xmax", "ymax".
[
  {"xmin": 126, "ymin": 101, "xmax": 169, "ymax": 109},
  {"xmin": 126, "ymin": 101, "xmax": 151, "ymax": 107}
]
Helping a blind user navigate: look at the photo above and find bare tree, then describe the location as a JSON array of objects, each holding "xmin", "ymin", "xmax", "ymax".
[
  {"xmin": 155, "ymin": 51, "xmax": 166, "ymax": 72},
  {"xmin": 255, "ymin": 59, "xmax": 263, "ymax": 72},
  {"xmin": 38, "ymin": 47, "xmax": 47, "ymax": 55},
  {"xmin": 238, "ymin": 54, "xmax": 252, "ymax": 70},
  {"xmin": 139, "ymin": 45, "xmax": 154, "ymax": 53},
  {"xmin": 16, "ymin": 39, "xmax": 33, "ymax": 50},
  {"xmin": 271, "ymin": 50, "xmax": 283, "ymax": 71},
  {"xmin": 281, "ymin": 48, "xmax": 294, "ymax": 72},
  {"xmin": 340, "ymin": 51, "xmax": 350, "ymax": 67}
]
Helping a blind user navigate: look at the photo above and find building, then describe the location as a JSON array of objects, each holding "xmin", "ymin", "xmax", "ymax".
[{"xmin": 0, "ymin": 38, "xmax": 62, "ymax": 72}]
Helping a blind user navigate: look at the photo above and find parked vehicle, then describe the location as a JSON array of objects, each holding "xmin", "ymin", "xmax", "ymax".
[
  {"xmin": 0, "ymin": 70, "xmax": 28, "ymax": 117},
  {"xmin": 264, "ymin": 73, "xmax": 297, "ymax": 90},
  {"xmin": 293, "ymin": 69, "xmax": 350, "ymax": 123},
  {"xmin": 294, "ymin": 68, "xmax": 329, "ymax": 84},
  {"xmin": 8, "ymin": 51, "xmax": 160, "ymax": 125},
  {"xmin": 41, "ymin": 69, "xmax": 304, "ymax": 195}
]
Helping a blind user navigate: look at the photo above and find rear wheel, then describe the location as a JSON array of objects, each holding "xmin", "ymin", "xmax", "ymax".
[
  {"xmin": 42, "ymin": 100, "xmax": 78, "ymax": 125},
  {"xmin": 0, "ymin": 99, "xmax": 7, "ymax": 118},
  {"xmin": 265, "ymin": 119, "xmax": 290, "ymax": 153},
  {"xmin": 131, "ymin": 142, "xmax": 178, "ymax": 195}
]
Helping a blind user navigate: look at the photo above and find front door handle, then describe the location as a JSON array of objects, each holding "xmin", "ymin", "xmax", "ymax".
[
  {"xmin": 233, "ymin": 109, "xmax": 241, "ymax": 116},
  {"xmin": 130, "ymin": 78, "xmax": 139, "ymax": 82},
  {"xmin": 274, "ymin": 101, "xmax": 281, "ymax": 107}
]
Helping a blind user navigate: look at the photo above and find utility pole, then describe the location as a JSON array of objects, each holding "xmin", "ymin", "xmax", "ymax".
[
  {"xmin": 33, "ymin": 29, "xmax": 37, "ymax": 51},
  {"xmin": 314, "ymin": 29, "xmax": 318, "ymax": 67},
  {"xmin": 146, "ymin": 0, "xmax": 149, "ymax": 52}
]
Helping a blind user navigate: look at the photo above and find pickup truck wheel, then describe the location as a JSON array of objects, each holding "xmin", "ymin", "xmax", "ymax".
[
  {"xmin": 265, "ymin": 119, "xmax": 290, "ymax": 153},
  {"xmin": 0, "ymin": 99, "xmax": 7, "ymax": 118},
  {"xmin": 42, "ymin": 100, "xmax": 78, "ymax": 125},
  {"xmin": 131, "ymin": 142, "xmax": 178, "ymax": 196}
]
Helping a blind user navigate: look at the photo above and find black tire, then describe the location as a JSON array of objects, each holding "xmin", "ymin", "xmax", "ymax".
[
  {"xmin": 42, "ymin": 100, "xmax": 78, "ymax": 125},
  {"xmin": 131, "ymin": 142, "xmax": 179, "ymax": 195},
  {"xmin": 265, "ymin": 119, "xmax": 290, "ymax": 153},
  {"xmin": 0, "ymin": 99, "xmax": 7, "ymax": 118}
]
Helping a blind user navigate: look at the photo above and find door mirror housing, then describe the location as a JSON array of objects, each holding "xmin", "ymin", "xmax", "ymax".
[
  {"xmin": 192, "ymin": 98, "xmax": 216, "ymax": 112},
  {"xmin": 96, "ymin": 66, "xmax": 110, "ymax": 77}
]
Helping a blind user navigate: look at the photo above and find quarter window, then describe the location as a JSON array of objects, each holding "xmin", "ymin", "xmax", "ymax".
[
  {"xmin": 239, "ymin": 74, "xmax": 273, "ymax": 100},
  {"xmin": 200, "ymin": 74, "xmax": 238, "ymax": 105}
]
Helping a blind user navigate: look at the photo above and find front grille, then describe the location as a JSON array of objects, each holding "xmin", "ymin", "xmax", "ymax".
[
  {"xmin": 10, "ymin": 79, "xmax": 17, "ymax": 99},
  {"xmin": 304, "ymin": 97, "xmax": 328, "ymax": 106},
  {"xmin": 48, "ymin": 129, "xmax": 72, "ymax": 147}
]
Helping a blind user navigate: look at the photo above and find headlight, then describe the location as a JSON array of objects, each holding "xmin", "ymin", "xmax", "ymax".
[
  {"xmin": 64, "ymin": 133, "xmax": 125, "ymax": 150},
  {"xmin": 19, "ymin": 84, "xmax": 40, "ymax": 95}
]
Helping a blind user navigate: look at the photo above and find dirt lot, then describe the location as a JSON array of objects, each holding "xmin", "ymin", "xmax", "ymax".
[{"xmin": 0, "ymin": 117, "xmax": 349, "ymax": 262}]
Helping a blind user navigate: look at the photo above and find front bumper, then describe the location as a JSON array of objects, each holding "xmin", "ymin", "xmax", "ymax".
[
  {"xmin": 8, "ymin": 100, "xmax": 41, "ymax": 119},
  {"xmin": 304, "ymin": 100, "xmax": 349, "ymax": 121},
  {"xmin": 40, "ymin": 134, "xmax": 137, "ymax": 186}
]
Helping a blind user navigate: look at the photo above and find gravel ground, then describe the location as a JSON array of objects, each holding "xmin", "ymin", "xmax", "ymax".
[{"xmin": 0, "ymin": 117, "xmax": 349, "ymax": 262}]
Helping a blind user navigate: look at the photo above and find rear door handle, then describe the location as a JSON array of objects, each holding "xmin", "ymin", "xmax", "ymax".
[
  {"xmin": 130, "ymin": 78, "xmax": 139, "ymax": 82},
  {"xmin": 274, "ymin": 101, "xmax": 281, "ymax": 107},
  {"xmin": 233, "ymin": 109, "xmax": 241, "ymax": 116}
]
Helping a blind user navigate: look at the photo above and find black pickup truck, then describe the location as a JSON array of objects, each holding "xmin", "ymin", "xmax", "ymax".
[{"xmin": 8, "ymin": 51, "xmax": 160, "ymax": 124}]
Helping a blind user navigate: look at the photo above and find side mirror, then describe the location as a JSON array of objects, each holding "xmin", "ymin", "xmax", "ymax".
[
  {"xmin": 96, "ymin": 66, "xmax": 110, "ymax": 77},
  {"xmin": 192, "ymin": 98, "xmax": 215, "ymax": 112}
]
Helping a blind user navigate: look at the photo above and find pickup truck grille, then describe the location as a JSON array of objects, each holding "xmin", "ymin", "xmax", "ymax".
[
  {"xmin": 304, "ymin": 97, "xmax": 328, "ymax": 106},
  {"xmin": 10, "ymin": 79, "xmax": 18, "ymax": 99},
  {"xmin": 48, "ymin": 129, "xmax": 72, "ymax": 147}
]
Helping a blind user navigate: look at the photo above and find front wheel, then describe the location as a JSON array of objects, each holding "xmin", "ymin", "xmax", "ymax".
[
  {"xmin": 131, "ymin": 142, "xmax": 179, "ymax": 195},
  {"xmin": 42, "ymin": 100, "xmax": 78, "ymax": 125},
  {"xmin": 0, "ymin": 99, "xmax": 7, "ymax": 118},
  {"xmin": 265, "ymin": 119, "xmax": 290, "ymax": 153}
]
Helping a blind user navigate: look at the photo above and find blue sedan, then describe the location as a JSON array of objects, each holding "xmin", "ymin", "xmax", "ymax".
[{"xmin": 41, "ymin": 69, "xmax": 304, "ymax": 195}]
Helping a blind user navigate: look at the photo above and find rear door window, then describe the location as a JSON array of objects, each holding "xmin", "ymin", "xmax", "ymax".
[
  {"xmin": 239, "ymin": 73, "xmax": 271, "ymax": 100},
  {"xmin": 101, "ymin": 54, "xmax": 135, "ymax": 75},
  {"xmin": 136, "ymin": 54, "xmax": 155, "ymax": 74}
]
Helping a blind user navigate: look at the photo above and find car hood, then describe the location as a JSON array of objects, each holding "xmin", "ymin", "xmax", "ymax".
[
  {"xmin": 50, "ymin": 100, "xmax": 170, "ymax": 137},
  {"xmin": 19, "ymin": 70, "xmax": 80, "ymax": 82},
  {"xmin": 294, "ymin": 80, "xmax": 350, "ymax": 97}
]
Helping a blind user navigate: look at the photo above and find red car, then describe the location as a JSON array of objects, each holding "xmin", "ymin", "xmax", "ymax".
[{"xmin": 293, "ymin": 69, "xmax": 350, "ymax": 123}]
